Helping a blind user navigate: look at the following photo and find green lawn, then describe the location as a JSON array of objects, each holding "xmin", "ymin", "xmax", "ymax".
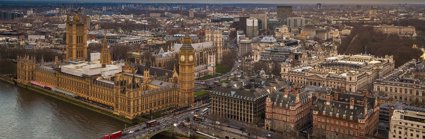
[
  {"xmin": 194, "ymin": 90, "xmax": 209, "ymax": 98},
  {"xmin": 216, "ymin": 64, "xmax": 231, "ymax": 74}
]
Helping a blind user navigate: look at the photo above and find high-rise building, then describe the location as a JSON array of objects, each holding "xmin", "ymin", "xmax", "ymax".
[
  {"xmin": 286, "ymin": 17, "xmax": 306, "ymax": 29},
  {"xmin": 178, "ymin": 35, "xmax": 195, "ymax": 107},
  {"xmin": 66, "ymin": 10, "xmax": 89, "ymax": 61},
  {"xmin": 246, "ymin": 17, "xmax": 259, "ymax": 38},
  {"xmin": 189, "ymin": 10, "xmax": 195, "ymax": 18},
  {"xmin": 317, "ymin": 3, "xmax": 322, "ymax": 10},
  {"xmin": 0, "ymin": 11, "xmax": 24, "ymax": 20},
  {"xmin": 277, "ymin": 6, "xmax": 293, "ymax": 21},
  {"xmin": 250, "ymin": 13, "xmax": 268, "ymax": 30},
  {"xmin": 238, "ymin": 39, "xmax": 252, "ymax": 57}
]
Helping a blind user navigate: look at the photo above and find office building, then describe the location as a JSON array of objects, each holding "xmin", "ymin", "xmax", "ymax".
[
  {"xmin": 246, "ymin": 17, "xmax": 259, "ymax": 38},
  {"xmin": 282, "ymin": 54, "xmax": 395, "ymax": 92},
  {"xmin": 374, "ymin": 59, "xmax": 425, "ymax": 105},
  {"xmin": 277, "ymin": 6, "xmax": 293, "ymax": 21},
  {"xmin": 389, "ymin": 108, "xmax": 425, "ymax": 139}
]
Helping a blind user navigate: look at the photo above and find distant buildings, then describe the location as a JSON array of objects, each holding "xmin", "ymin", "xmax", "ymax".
[
  {"xmin": 374, "ymin": 59, "xmax": 425, "ymax": 105},
  {"xmin": 205, "ymin": 29, "xmax": 225, "ymax": 64},
  {"xmin": 250, "ymin": 13, "xmax": 268, "ymax": 30},
  {"xmin": 373, "ymin": 25, "xmax": 416, "ymax": 37},
  {"xmin": 312, "ymin": 91, "xmax": 380, "ymax": 138},
  {"xmin": 238, "ymin": 39, "xmax": 252, "ymax": 57},
  {"xmin": 246, "ymin": 17, "xmax": 259, "ymax": 38},
  {"xmin": 316, "ymin": 3, "xmax": 322, "ymax": 10},
  {"xmin": 0, "ymin": 11, "xmax": 24, "ymax": 20},
  {"xmin": 286, "ymin": 17, "xmax": 306, "ymax": 29},
  {"xmin": 389, "ymin": 108, "xmax": 425, "ymax": 139},
  {"xmin": 277, "ymin": 6, "xmax": 293, "ymax": 21},
  {"xmin": 174, "ymin": 41, "xmax": 216, "ymax": 78},
  {"xmin": 189, "ymin": 10, "xmax": 195, "ymax": 18}
]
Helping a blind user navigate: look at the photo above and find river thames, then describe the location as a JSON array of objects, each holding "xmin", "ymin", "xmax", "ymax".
[{"xmin": 0, "ymin": 81, "xmax": 126, "ymax": 139}]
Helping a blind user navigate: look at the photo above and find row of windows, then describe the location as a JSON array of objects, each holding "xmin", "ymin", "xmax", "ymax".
[{"xmin": 377, "ymin": 85, "xmax": 424, "ymax": 96}]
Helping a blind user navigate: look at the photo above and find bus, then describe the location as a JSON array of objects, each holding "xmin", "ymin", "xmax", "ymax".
[
  {"xmin": 146, "ymin": 120, "xmax": 160, "ymax": 127},
  {"xmin": 201, "ymin": 108, "xmax": 209, "ymax": 115},
  {"xmin": 193, "ymin": 115, "xmax": 203, "ymax": 121},
  {"xmin": 102, "ymin": 131, "xmax": 122, "ymax": 139}
]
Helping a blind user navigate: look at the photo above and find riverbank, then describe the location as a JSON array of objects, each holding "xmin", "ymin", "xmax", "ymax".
[
  {"xmin": 0, "ymin": 76, "xmax": 14, "ymax": 85},
  {"xmin": 0, "ymin": 76, "xmax": 135, "ymax": 124}
]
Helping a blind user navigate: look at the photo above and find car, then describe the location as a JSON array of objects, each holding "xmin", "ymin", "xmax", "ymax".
[
  {"xmin": 128, "ymin": 130, "xmax": 134, "ymax": 134},
  {"xmin": 134, "ymin": 129, "xmax": 140, "ymax": 132},
  {"xmin": 266, "ymin": 133, "xmax": 272, "ymax": 138}
]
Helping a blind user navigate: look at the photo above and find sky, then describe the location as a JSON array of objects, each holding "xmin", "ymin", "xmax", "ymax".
[{"xmin": 5, "ymin": 0, "xmax": 425, "ymax": 4}]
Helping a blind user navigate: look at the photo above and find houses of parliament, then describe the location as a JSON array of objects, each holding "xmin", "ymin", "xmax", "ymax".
[{"xmin": 16, "ymin": 11, "xmax": 195, "ymax": 119}]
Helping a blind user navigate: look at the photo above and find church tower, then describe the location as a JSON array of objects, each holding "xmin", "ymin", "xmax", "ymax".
[
  {"xmin": 179, "ymin": 35, "xmax": 195, "ymax": 107},
  {"xmin": 100, "ymin": 35, "xmax": 111, "ymax": 66},
  {"xmin": 66, "ymin": 10, "xmax": 88, "ymax": 61}
]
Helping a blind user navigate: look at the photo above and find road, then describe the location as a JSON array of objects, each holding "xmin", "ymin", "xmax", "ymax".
[
  {"xmin": 202, "ymin": 59, "xmax": 241, "ymax": 83},
  {"xmin": 119, "ymin": 103, "xmax": 210, "ymax": 139}
]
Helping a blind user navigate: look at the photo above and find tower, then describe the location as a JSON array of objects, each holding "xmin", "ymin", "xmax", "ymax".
[
  {"xmin": 178, "ymin": 35, "xmax": 195, "ymax": 107},
  {"xmin": 205, "ymin": 29, "xmax": 223, "ymax": 64},
  {"xmin": 66, "ymin": 10, "xmax": 88, "ymax": 61},
  {"xmin": 100, "ymin": 35, "xmax": 111, "ymax": 66},
  {"xmin": 16, "ymin": 55, "xmax": 37, "ymax": 83}
]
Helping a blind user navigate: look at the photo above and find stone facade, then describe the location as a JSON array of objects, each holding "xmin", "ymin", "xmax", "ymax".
[
  {"xmin": 264, "ymin": 85, "xmax": 313, "ymax": 133},
  {"xmin": 65, "ymin": 10, "xmax": 89, "ymax": 61},
  {"xmin": 389, "ymin": 108, "xmax": 425, "ymax": 139},
  {"xmin": 16, "ymin": 12, "xmax": 195, "ymax": 119},
  {"xmin": 205, "ymin": 29, "xmax": 224, "ymax": 64},
  {"xmin": 282, "ymin": 54, "xmax": 394, "ymax": 92},
  {"xmin": 312, "ymin": 91, "xmax": 380, "ymax": 139},
  {"xmin": 374, "ymin": 59, "xmax": 425, "ymax": 105}
]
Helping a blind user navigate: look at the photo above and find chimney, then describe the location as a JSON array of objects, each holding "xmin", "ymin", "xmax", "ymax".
[
  {"xmin": 362, "ymin": 90, "xmax": 368, "ymax": 97},
  {"xmin": 284, "ymin": 88, "xmax": 289, "ymax": 98},
  {"xmin": 334, "ymin": 91, "xmax": 339, "ymax": 101},
  {"xmin": 363, "ymin": 97, "xmax": 368, "ymax": 116},
  {"xmin": 295, "ymin": 92, "xmax": 300, "ymax": 103},
  {"xmin": 349, "ymin": 97, "xmax": 355, "ymax": 109},
  {"xmin": 325, "ymin": 92, "xmax": 332, "ymax": 105}
]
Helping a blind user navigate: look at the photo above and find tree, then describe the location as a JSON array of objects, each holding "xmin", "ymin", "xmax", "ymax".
[
  {"xmin": 110, "ymin": 44, "xmax": 130, "ymax": 60},
  {"xmin": 339, "ymin": 26, "xmax": 421, "ymax": 67}
]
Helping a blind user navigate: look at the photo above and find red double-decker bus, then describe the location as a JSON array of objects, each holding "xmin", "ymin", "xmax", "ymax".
[{"xmin": 102, "ymin": 131, "xmax": 122, "ymax": 139}]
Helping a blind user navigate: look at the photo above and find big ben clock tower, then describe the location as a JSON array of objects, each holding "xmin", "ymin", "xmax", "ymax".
[{"xmin": 179, "ymin": 35, "xmax": 195, "ymax": 107}]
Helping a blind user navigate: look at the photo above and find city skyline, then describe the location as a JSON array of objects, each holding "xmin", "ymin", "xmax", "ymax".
[
  {"xmin": 1, "ymin": 1, "xmax": 425, "ymax": 139},
  {"xmin": 4, "ymin": 0, "xmax": 425, "ymax": 4}
]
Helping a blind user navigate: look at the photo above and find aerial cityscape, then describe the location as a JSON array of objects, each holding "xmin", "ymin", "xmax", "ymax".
[{"xmin": 1, "ymin": 0, "xmax": 425, "ymax": 139}]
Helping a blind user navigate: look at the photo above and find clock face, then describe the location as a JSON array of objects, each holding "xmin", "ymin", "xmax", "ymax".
[
  {"xmin": 180, "ymin": 55, "xmax": 185, "ymax": 62},
  {"xmin": 189, "ymin": 55, "xmax": 193, "ymax": 62}
]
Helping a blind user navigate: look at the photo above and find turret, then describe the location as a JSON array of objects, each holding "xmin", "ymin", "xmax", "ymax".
[{"xmin": 100, "ymin": 32, "xmax": 111, "ymax": 66}]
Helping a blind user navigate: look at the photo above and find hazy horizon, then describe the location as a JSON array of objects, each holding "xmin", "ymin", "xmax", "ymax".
[{"xmin": 3, "ymin": 0, "xmax": 425, "ymax": 4}]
